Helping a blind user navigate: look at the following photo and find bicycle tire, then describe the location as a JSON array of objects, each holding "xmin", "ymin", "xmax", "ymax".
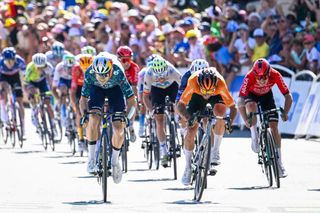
[
  {"xmin": 121, "ymin": 130, "xmax": 128, "ymax": 173},
  {"xmin": 146, "ymin": 119, "xmax": 153, "ymax": 169},
  {"xmin": 170, "ymin": 120, "xmax": 177, "ymax": 180},
  {"xmin": 15, "ymin": 104, "xmax": 23, "ymax": 148},
  {"xmin": 194, "ymin": 134, "xmax": 211, "ymax": 201},
  {"xmin": 152, "ymin": 120, "xmax": 160, "ymax": 170},
  {"xmin": 260, "ymin": 131, "xmax": 273, "ymax": 187},
  {"xmin": 101, "ymin": 133, "xmax": 108, "ymax": 203},
  {"xmin": 40, "ymin": 109, "xmax": 50, "ymax": 151},
  {"xmin": 267, "ymin": 129, "xmax": 280, "ymax": 188},
  {"xmin": 44, "ymin": 108, "xmax": 55, "ymax": 151}
]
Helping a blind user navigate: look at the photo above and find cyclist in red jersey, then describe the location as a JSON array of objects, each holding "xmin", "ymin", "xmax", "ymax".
[
  {"xmin": 71, "ymin": 54, "xmax": 93, "ymax": 152},
  {"xmin": 117, "ymin": 46, "xmax": 140, "ymax": 142},
  {"xmin": 237, "ymin": 58, "xmax": 292, "ymax": 178}
]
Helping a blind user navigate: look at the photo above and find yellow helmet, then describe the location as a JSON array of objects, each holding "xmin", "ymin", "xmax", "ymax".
[
  {"xmin": 78, "ymin": 54, "xmax": 93, "ymax": 72},
  {"xmin": 185, "ymin": 29, "xmax": 197, "ymax": 39}
]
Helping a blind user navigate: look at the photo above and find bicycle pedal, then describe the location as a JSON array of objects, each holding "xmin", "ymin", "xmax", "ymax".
[
  {"xmin": 208, "ymin": 169, "xmax": 217, "ymax": 176},
  {"xmin": 141, "ymin": 143, "xmax": 145, "ymax": 149}
]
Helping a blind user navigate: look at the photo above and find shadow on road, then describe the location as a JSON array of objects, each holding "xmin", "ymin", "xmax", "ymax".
[
  {"xmin": 130, "ymin": 160, "xmax": 147, "ymax": 164},
  {"xmin": 0, "ymin": 146, "xmax": 13, "ymax": 150},
  {"xmin": 60, "ymin": 161, "xmax": 86, "ymax": 165},
  {"xmin": 308, "ymin": 188, "xmax": 320, "ymax": 191},
  {"xmin": 127, "ymin": 168, "xmax": 150, "ymax": 172},
  {"xmin": 44, "ymin": 155, "xmax": 74, "ymax": 159},
  {"xmin": 14, "ymin": 150, "xmax": 43, "ymax": 154},
  {"xmin": 227, "ymin": 186, "xmax": 269, "ymax": 190},
  {"xmin": 165, "ymin": 200, "xmax": 215, "ymax": 205},
  {"xmin": 63, "ymin": 200, "xmax": 111, "ymax": 205},
  {"xmin": 164, "ymin": 187, "xmax": 193, "ymax": 191},
  {"xmin": 75, "ymin": 175, "xmax": 96, "ymax": 179},
  {"xmin": 128, "ymin": 178, "xmax": 173, "ymax": 182}
]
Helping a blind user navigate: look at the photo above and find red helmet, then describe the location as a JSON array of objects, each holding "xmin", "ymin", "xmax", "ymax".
[
  {"xmin": 117, "ymin": 46, "xmax": 133, "ymax": 58},
  {"xmin": 252, "ymin": 58, "xmax": 270, "ymax": 76}
]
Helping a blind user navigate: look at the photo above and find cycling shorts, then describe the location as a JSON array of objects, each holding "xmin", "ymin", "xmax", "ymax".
[
  {"xmin": 186, "ymin": 93, "xmax": 225, "ymax": 115},
  {"xmin": 0, "ymin": 72, "xmax": 23, "ymax": 98},
  {"xmin": 244, "ymin": 90, "xmax": 278, "ymax": 122},
  {"xmin": 28, "ymin": 78, "xmax": 50, "ymax": 94},
  {"xmin": 58, "ymin": 78, "xmax": 72, "ymax": 89},
  {"xmin": 88, "ymin": 85, "xmax": 125, "ymax": 122},
  {"xmin": 150, "ymin": 82, "xmax": 178, "ymax": 114}
]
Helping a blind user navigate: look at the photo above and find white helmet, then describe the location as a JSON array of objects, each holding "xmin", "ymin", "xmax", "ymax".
[
  {"xmin": 190, "ymin": 59, "xmax": 209, "ymax": 74},
  {"xmin": 32, "ymin": 53, "xmax": 47, "ymax": 68},
  {"xmin": 151, "ymin": 56, "xmax": 168, "ymax": 75}
]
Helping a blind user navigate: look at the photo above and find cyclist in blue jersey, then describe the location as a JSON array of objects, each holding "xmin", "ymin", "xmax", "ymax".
[
  {"xmin": 45, "ymin": 42, "xmax": 72, "ymax": 69},
  {"xmin": 0, "ymin": 47, "xmax": 26, "ymax": 137},
  {"xmin": 175, "ymin": 59, "xmax": 209, "ymax": 140},
  {"xmin": 79, "ymin": 54, "xmax": 136, "ymax": 184}
]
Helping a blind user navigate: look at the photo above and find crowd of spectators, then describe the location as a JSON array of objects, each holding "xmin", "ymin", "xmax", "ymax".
[{"xmin": 1, "ymin": 0, "xmax": 320, "ymax": 88}]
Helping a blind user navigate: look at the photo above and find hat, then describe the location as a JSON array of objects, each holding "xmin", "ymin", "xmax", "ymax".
[
  {"xmin": 111, "ymin": 2, "xmax": 122, "ymax": 9},
  {"xmin": 162, "ymin": 23, "xmax": 173, "ymax": 34},
  {"xmin": 199, "ymin": 22, "xmax": 211, "ymax": 31},
  {"xmin": 172, "ymin": 27, "xmax": 185, "ymax": 35},
  {"xmin": 183, "ymin": 8, "xmax": 195, "ymax": 16},
  {"xmin": 295, "ymin": 26, "xmax": 304, "ymax": 33},
  {"xmin": 253, "ymin": 28, "xmax": 264, "ymax": 37},
  {"xmin": 129, "ymin": 37, "xmax": 140, "ymax": 46},
  {"xmin": 248, "ymin": 12, "xmax": 262, "ymax": 23},
  {"xmin": 238, "ymin": 23, "xmax": 249, "ymax": 31},
  {"xmin": 37, "ymin": 23, "xmax": 48, "ymax": 31},
  {"xmin": 69, "ymin": 28, "xmax": 81, "ymax": 37},
  {"xmin": 4, "ymin": 18, "xmax": 16, "ymax": 28},
  {"xmin": 127, "ymin": 9, "xmax": 139, "ymax": 17},
  {"xmin": 143, "ymin": 15, "xmax": 158, "ymax": 27},
  {"xmin": 304, "ymin": 34, "xmax": 315, "ymax": 43},
  {"xmin": 148, "ymin": 0, "xmax": 157, "ymax": 5},
  {"xmin": 226, "ymin": 20, "xmax": 239, "ymax": 33},
  {"xmin": 185, "ymin": 29, "xmax": 198, "ymax": 38}
]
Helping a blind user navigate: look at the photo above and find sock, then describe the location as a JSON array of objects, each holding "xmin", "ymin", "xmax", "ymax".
[
  {"xmin": 0, "ymin": 100, "xmax": 8, "ymax": 123},
  {"xmin": 184, "ymin": 149, "xmax": 193, "ymax": 169},
  {"xmin": 88, "ymin": 141, "xmax": 96, "ymax": 161},
  {"xmin": 160, "ymin": 141, "xmax": 167, "ymax": 156},
  {"xmin": 212, "ymin": 134, "xmax": 223, "ymax": 155},
  {"xmin": 250, "ymin": 125, "xmax": 258, "ymax": 142},
  {"xmin": 111, "ymin": 147, "xmax": 121, "ymax": 166},
  {"xmin": 139, "ymin": 114, "xmax": 145, "ymax": 127},
  {"xmin": 277, "ymin": 148, "xmax": 283, "ymax": 167},
  {"xmin": 78, "ymin": 127, "xmax": 84, "ymax": 140}
]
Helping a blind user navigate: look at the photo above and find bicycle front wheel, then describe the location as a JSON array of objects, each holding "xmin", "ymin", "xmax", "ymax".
[
  {"xmin": 170, "ymin": 121, "xmax": 177, "ymax": 180},
  {"xmin": 194, "ymin": 134, "xmax": 211, "ymax": 201},
  {"xmin": 267, "ymin": 129, "xmax": 280, "ymax": 188},
  {"xmin": 101, "ymin": 134, "xmax": 108, "ymax": 203},
  {"xmin": 260, "ymin": 131, "xmax": 273, "ymax": 187},
  {"xmin": 15, "ymin": 104, "xmax": 23, "ymax": 148},
  {"xmin": 121, "ymin": 130, "xmax": 128, "ymax": 173}
]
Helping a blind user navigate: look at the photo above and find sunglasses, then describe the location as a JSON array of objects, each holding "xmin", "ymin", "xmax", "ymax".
[
  {"xmin": 256, "ymin": 75, "xmax": 268, "ymax": 81},
  {"xmin": 96, "ymin": 72, "xmax": 111, "ymax": 79},
  {"xmin": 200, "ymin": 87, "xmax": 215, "ymax": 95},
  {"xmin": 119, "ymin": 57, "xmax": 131, "ymax": 63}
]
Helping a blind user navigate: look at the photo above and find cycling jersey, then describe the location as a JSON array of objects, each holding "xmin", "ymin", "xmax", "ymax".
[
  {"xmin": 180, "ymin": 70, "xmax": 235, "ymax": 107},
  {"xmin": 239, "ymin": 68, "xmax": 289, "ymax": 97},
  {"xmin": 176, "ymin": 69, "xmax": 191, "ymax": 101},
  {"xmin": 143, "ymin": 62, "xmax": 181, "ymax": 93},
  {"xmin": 137, "ymin": 68, "xmax": 146, "ymax": 94},
  {"xmin": 45, "ymin": 50, "xmax": 72, "ymax": 68},
  {"xmin": 53, "ymin": 62, "xmax": 73, "ymax": 87},
  {"xmin": 71, "ymin": 64, "xmax": 83, "ymax": 90},
  {"xmin": 125, "ymin": 61, "xmax": 139, "ymax": 85},
  {"xmin": 0, "ymin": 55, "xmax": 26, "ymax": 75},
  {"xmin": 24, "ymin": 62, "xmax": 54, "ymax": 83},
  {"xmin": 81, "ymin": 64, "xmax": 134, "ymax": 99}
]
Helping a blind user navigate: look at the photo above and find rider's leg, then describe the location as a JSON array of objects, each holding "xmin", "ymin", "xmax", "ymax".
[
  {"xmin": 245, "ymin": 101, "xmax": 259, "ymax": 153},
  {"xmin": 211, "ymin": 103, "xmax": 227, "ymax": 165},
  {"xmin": 0, "ymin": 82, "xmax": 9, "ymax": 123},
  {"xmin": 154, "ymin": 114, "xmax": 167, "ymax": 156}
]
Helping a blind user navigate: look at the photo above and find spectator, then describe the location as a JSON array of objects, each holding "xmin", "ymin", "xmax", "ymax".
[
  {"xmin": 290, "ymin": 38, "xmax": 306, "ymax": 71},
  {"xmin": 185, "ymin": 29, "xmax": 205, "ymax": 62},
  {"xmin": 249, "ymin": 28, "xmax": 269, "ymax": 62},
  {"xmin": 263, "ymin": 16, "xmax": 282, "ymax": 57},
  {"xmin": 304, "ymin": 34, "xmax": 320, "ymax": 74}
]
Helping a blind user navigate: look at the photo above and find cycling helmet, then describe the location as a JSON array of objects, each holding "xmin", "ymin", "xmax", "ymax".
[
  {"xmin": 63, "ymin": 54, "xmax": 75, "ymax": 67},
  {"xmin": 190, "ymin": 59, "xmax": 209, "ymax": 74},
  {"xmin": 81, "ymin": 46, "xmax": 96, "ymax": 56},
  {"xmin": 78, "ymin": 54, "xmax": 93, "ymax": 72},
  {"xmin": 92, "ymin": 55, "xmax": 113, "ymax": 75},
  {"xmin": 146, "ymin": 54, "xmax": 157, "ymax": 67},
  {"xmin": 198, "ymin": 68, "xmax": 218, "ymax": 93},
  {"xmin": 117, "ymin": 46, "xmax": 133, "ymax": 58},
  {"xmin": 151, "ymin": 56, "xmax": 168, "ymax": 75},
  {"xmin": 32, "ymin": 53, "xmax": 47, "ymax": 68},
  {"xmin": 2, "ymin": 47, "xmax": 16, "ymax": 60},
  {"xmin": 52, "ymin": 42, "xmax": 65, "ymax": 58},
  {"xmin": 252, "ymin": 58, "xmax": 270, "ymax": 77}
]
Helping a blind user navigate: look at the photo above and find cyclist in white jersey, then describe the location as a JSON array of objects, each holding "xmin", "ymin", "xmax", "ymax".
[{"xmin": 143, "ymin": 55, "xmax": 181, "ymax": 166}]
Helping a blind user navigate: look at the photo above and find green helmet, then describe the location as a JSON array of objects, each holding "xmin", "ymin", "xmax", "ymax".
[
  {"xmin": 63, "ymin": 54, "xmax": 76, "ymax": 67},
  {"xmin": 151, "ymin": 56, "xmax": 168, "ymax": 75},
  {"xmin": 81, "ymin": 46, "xmax": 96, "ymax": 56}
]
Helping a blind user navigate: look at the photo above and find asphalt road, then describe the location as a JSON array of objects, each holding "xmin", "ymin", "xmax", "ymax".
[{"xmin": 0, "ymin": 113, "xmax": 319, "ymax": 213}]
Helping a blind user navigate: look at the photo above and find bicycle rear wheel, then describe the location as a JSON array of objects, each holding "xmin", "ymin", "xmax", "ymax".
[
  {"xmin": 260, "ymin": 132, "xmax": 273, "ymax": 187},
  {"xmin": 15, "ymin": 104, "xmax": 23, "ymax": 148},
  {"xmin": 267, "ymin": 129, "xmax": 280, "ymax": 188},
  {"xmin": 44, "ymin": 107, "xmax": 55, "ymax": 151},
  {"xmin": 194, "ymin": 134, "xmax": 211, "ymax": 201},
  {"xmin": 170, "ymin": 120, "xmax": 177, "ymax": 180},
  {"xmin": 121, "ymin": 130, "xmax": 128, "ymax": 173},
  {"xmin": 152, "ymin": 127, "xmax": 160, "ymax": 170},
  {"xmin": 101, "ymin": 134, "xmax": 108, "ymax": 203}
]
